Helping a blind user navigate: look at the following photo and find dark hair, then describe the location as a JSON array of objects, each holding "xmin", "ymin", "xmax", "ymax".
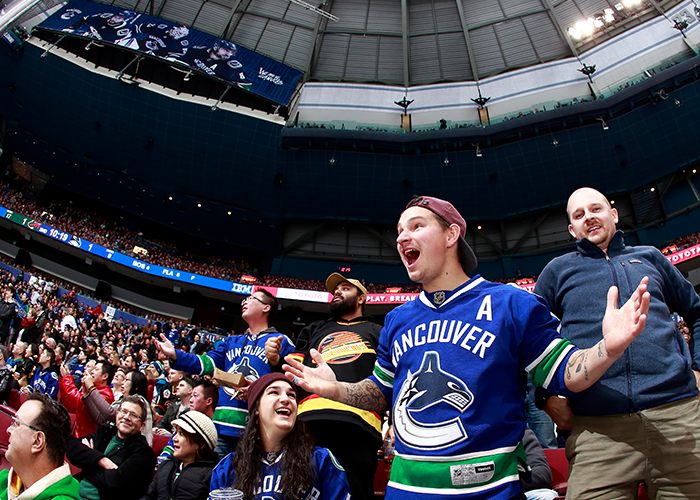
[
  {"xmin": 41, "ymin": 344, "xmax": 56, "ymax": 366},
  {"xmin": 180, "ymin": 376, "xmax": 195, "ymax": 390},
  {"xmin": 405, "ymin": 195, "xmax": 451, "ymax": 231},
  {"xmin": 27, "ymin": 343, "xmax": 39, "ymax": 359},
  {"xmin": 194, "ymin": 379, "xmax": 219, "ymax": 408},
  {"xmin": 26, "ymin": 392, "xmax": 72, "ymax": 467},
  {"xmin": 232, "ymin": 395, "xmax": 315, "ymax": 500},
  {"xmin": 173, "ymin": 425, "xmax": 219, "ymax": 461},
  {"xmin": 121, "ymin": 394, "xmax": 147, "ymax": 420},
  {"xmin": 96, "ymin": 360, "xmax": 114, "ymax": 385},
  {"xmin": 258, "ymin": 289, "xmax": 278, "ymax": 321},
  {"xmin": 127, "ymin": 370, "xmax": 149, "ymax": 398}
]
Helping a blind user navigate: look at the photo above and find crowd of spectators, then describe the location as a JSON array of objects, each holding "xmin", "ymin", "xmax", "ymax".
[
  {"xmin": 2, "ymin": 180, "xmax": 699, "ymax": 298},
  {"xmin": 0, "ymin": 183, "xmax": 253, "ymax": 282},
  {"xmin": 0, "ymin": 182, "xmax": 427, "ymax": 294},
  {"xmin": 291, "ymin": 121, "xmax": 483, "ymax": 133},
  {"xmin": 662, "ymin": 230, "xmax": 700, "ymax": 255}
]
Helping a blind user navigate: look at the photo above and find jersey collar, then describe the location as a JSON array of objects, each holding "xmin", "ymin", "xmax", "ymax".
[{"xmin": 419, "ymin": 276, "xmax": 484, "ymax": 309}]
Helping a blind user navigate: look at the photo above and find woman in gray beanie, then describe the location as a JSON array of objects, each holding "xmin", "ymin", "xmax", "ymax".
[{"xmin": 142, "ymin": 410, "xmax": 219, "ymax": 500}]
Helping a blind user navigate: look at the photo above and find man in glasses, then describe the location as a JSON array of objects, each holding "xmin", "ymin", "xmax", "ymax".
[
  {"xmin": 66, "ymin": 396, "xmax": 155, "ymax": 500},
  {"xmin": 155, "ymin": 289, "xmax": 294, "ymax": 457},
  {"xmin": 0, "ymin": 392, "xmax": 78, "ymax": 500}
]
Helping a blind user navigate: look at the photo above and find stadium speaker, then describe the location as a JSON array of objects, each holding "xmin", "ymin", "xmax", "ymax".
[{"xmin": 95, "ymin": 280, "xmax": 111, "ymax": 299}]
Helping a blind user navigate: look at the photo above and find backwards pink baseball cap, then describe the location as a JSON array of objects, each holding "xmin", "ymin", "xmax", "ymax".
[{"xmin": 404, "ymin": 196, "xmax": 478, "ymax": 274}]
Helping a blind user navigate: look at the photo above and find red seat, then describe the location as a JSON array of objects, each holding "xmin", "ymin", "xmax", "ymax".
[
  {"xmin": 638, "ymin": 482, "xmax": 648, "ymax": 500},
  {"xmin": 0, "ymin": 404, "xmax": 16, "ymax": 451},
  {"xmin": 151, "ymin": 434, "xmax": 170, "ymax": 457},
  {"xmin": 7, "ymin": 390, "xmax": 22, "ymax": 411},
  {"xmin": 373, "ymin": 458, "xmax": 388, "ymax": 498},
  {"xmin": 543, "ymin": 448, "xmax": 568, "ymax": 496}
]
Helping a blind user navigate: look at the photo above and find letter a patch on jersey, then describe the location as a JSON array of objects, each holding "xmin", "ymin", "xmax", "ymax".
[{"xmin": 393, "ymin": 351, "xmax": 473, "ymax": 451}]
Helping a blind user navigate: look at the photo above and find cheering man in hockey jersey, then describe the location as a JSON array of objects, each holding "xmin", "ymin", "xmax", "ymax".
[
  {"xmin": 156, "ymin": 289, "xmax": 294, "ymax": 457},
  {"xmin": 284, "ymin": 195, "xmax": 650, "ymax": 500}
]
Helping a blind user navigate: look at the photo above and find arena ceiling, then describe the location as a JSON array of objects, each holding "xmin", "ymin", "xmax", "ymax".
[{"xmin": 59, "ymin": 0, "xmax": 683, "ymax": 86}]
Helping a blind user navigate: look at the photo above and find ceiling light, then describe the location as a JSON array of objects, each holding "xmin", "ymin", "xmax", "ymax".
[
  {"xmin": 568, "ymin": 27, "xmax": 582, "ymax": 39},
  {"xmin": 576, "ymin": 19, "xmax": 595, "ymax": 36}
]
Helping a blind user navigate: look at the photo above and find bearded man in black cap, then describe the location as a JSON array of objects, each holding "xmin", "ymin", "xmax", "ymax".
[{"xmin": 286, "ymin": 272, "xmax": 381, "ymax": 500}]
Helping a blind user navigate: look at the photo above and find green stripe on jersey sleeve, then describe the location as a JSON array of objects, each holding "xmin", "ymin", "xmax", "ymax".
[
  {"xmin": 213, "ymin": 406, "xmax": 248, "ymax": 429},
  {"xmin": 373, "ymin": 364, "xmax": 394, "ymax": 387},
  {"xmin": 528, "ymin": 338, "xmax": 573, "ymax": 388},
  {"xmin": 198, "ymin": 354, "xmax": 215, "ymax": 376}
]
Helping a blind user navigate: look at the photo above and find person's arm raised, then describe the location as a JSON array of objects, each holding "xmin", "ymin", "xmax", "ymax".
[
  {"xmin": 283, "ymin": 349, "xmax": 387, "ymax": 412},
  {"xmin": 564, "ymin": 277, "xmax": 650, "ymax": 393},
  {"xmin": 154, "ymin": 334, "xmax": 177, "ymax": 362}
]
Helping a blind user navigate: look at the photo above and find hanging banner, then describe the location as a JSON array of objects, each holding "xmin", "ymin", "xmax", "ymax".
[{"xmin": 37, "ymin": 0, "xmax": 302, "ymax": 105}]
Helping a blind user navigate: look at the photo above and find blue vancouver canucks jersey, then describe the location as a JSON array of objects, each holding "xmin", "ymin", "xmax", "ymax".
[
  {"xmin": 210, "ymin": 447, "xmax": 352, "ymax": 500},
  {"xmin": 369, "ymin": 276, "xmax": 576, "ymax": 500}
]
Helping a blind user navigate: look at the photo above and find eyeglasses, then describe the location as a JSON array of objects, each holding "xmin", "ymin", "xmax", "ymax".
[
  {"xmin": 243, "ymin": 295, "xmax": 266, "ymax": 305},
  {"xmin": 117, "ymin": 407, "xmax": 143, "ymax": 421},
  {"xmin": 0, "ymin": 406, "xmax": 40, "ymax": 432}
]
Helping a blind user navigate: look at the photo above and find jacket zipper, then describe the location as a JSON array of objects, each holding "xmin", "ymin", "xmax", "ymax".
[
  {"xmin": 620, "ymin": 261, "xmax": 634, "ymax": 412},
  {"xmin": 606, "ymin": 254, "xmax": 633, "ymax": 412}
]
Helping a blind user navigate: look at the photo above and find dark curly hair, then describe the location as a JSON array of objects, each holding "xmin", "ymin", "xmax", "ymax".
[{"xmin": 232, "ymin": 397, "xmax": 316, "ymax": 500}]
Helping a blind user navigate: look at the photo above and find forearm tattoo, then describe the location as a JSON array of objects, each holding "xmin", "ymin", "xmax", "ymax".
[
  {"xmin": 340, "ymin": 379, "xmax": 386, "ymax": 412},
  {"xmin": 566, "ymin": 350, "xmax": 589, "ymax": 382}
]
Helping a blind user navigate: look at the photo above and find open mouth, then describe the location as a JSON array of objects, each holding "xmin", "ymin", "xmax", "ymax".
[
  {"xmin": 587, "ymin": 225, "xmax": 601, "ymax": 234},
  {"xmin": 404, "ymin": 249, "xmax": 420, "ymax": 266},
  {"xmin": 276, "ymin": 407, "xmax": 292, "ymax": 416}
]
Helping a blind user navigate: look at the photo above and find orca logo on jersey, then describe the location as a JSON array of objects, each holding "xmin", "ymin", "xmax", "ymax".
[
  {"xmin": 394, "ymin": 351, "xmax": 473, "ymax": 451},
  {"xmin": 318, "ymin": 332, "xmax": 376, "ymax": 364},
  {"xmin": 222, "ymin": 357, "xmax": 259, "ymax": 397}
]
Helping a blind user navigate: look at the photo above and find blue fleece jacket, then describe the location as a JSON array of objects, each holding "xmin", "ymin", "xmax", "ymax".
[{"xmin": 535, "ymin": 231, "xmax": 700, "ymax": 416}]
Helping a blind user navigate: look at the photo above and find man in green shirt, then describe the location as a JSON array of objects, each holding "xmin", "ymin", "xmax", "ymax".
[{"xmin": 0, "ymin": 392, "xmax": 79, "ymax": 500}]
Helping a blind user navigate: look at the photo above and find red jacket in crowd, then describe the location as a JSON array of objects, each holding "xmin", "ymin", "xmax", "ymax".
[{"xmin": 59, "ymin": 375, "xmax": 114, "ymax": 438}]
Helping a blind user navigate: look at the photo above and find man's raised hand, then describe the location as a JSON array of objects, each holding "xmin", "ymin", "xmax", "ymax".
[
  {"xmin": 283, "ymin": 349, "xmax": 340, "ymax": 400},
  {"xmin": 602, "ymin": 276, "xmax": 650, "ymax": 359},
  {"xmin": 154, "ymin": 333, "xmax": 176, "ymax": 361},
  {"xmin": 265, "ymin": 335, "xmax": 284, "ymax": 366}
]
